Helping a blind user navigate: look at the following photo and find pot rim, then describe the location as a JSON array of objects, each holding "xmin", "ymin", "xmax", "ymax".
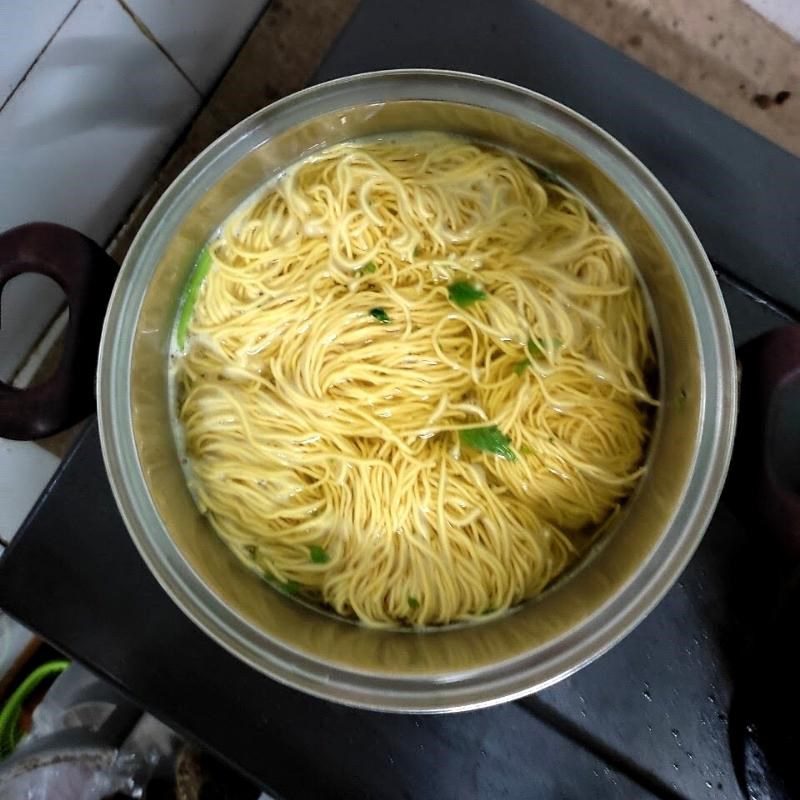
[{"xmin": 97, "ymin": 69, "xmax": 737, "ymax": 712}]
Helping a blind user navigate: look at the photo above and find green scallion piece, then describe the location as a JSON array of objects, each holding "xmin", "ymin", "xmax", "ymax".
[
  {"xmin": 356, "ymin": 261, "xmax": 377, "ymax": 277},
  {"xmin": 176, "ymin": 246, "xmax": 213, "ymax": 349},
  {"xmin": 459, "ymin": 426, "xmax": 516, "ymax": 461},
  {"xmin": 369, "ymin": 307, "xmax": 391, "ymax": 324},
  {"xmin": 448, "ymin": 280, "xmax": 487, "ymax": 307},
  {"xmin": 309, "ymin": 545, "xmax": 330, "ymax": 564},
  {"xmin": 514, "ymin": 338, "xmax": 563, "ymax": 374},
  {"xmin": 262, "ymin": 572, "xmax": 300, "ymax": 596},
  {"xmin": 408, "ymin": 595, "xmax": 420, "ymax": 609}
]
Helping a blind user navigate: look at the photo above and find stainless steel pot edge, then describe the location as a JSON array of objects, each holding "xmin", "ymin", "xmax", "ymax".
[{"xmin": 97, "ymin": 69, "xmax": 737, "ymax": 712}]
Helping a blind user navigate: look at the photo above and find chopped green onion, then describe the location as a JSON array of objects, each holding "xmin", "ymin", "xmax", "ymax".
[
  {"xmin": 514, "ymin": 338, "xmax": 563, "ymax": 374},
  {"xmin": 459, "ymin": 426, "xmax": 516, "ymax": 461},
  {"xmin": 176, "ymin": 246, "xmax": 213, "ymax": 349},
  {"xmin": 262, "ymin": 572, "xmax": 301, "ymax": 595},
  {"xmin": 408, "ymin": 595, "xmax": 420, "ymax": 609},
  {"xmin": 527, "ymin": 338, "xmax": 546, "ymax": 359},
  {"xmin": 448, "ymin": 280, "xmax": 487, "ymax": 308},
  {"xmin": 309, "ymin": 545, "xmax": 330, "ymax": 564},
  {"xmin": 513, "ymin": 360, "xmax": 529, "ymax": 376},
  {"xmin": 355, "ymin": 261, "xmax": 377, "ymax": 277},
  {"xmin": 528, "ymin": 337, "xmax": 562, "ymax": 358},
  {"xmin": 369, "ymin": 307, "xmax": 391, "ymax": 324}
]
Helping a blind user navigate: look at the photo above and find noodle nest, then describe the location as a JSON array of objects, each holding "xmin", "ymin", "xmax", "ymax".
[{"xmin": 175, "ymin": 133, "xmax": 655, "ymax": 628}]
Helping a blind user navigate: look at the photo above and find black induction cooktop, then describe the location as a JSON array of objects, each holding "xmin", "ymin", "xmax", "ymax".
[{"xmin": 2, "ymin": 2, "xmax": 799, "ymax": 798}]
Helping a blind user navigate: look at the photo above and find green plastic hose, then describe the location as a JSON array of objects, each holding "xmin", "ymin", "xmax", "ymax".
[{"xmin": 0, "ymin": 659, "xmax": 69, "ymax": 759}]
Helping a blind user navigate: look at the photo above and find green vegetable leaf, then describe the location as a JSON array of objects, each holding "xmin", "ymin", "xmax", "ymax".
[
  {"xmin": 355, "ymin": 261, "xmax": 377, "ymax": 277},
  {"xmin": 408, "ymin": 595, "xmax": 420, "ymax": 609},
  {"xmin": 369, "ymin": 307, "xmax": 391, "ymax": 324},
  {"xmin": 262, "ymin": 572, "xmax": 301, "ymax": 595},
  {"xmin": 528, "ymin": 337, "xmax": 562, "ymax": 358},
  {"xmin": 527, "ymin": 338, "xmax": 547, "ymax": 359},
  {"xmin": 176, "ymin": 246, "xmax": 214, "ymax": 349},
  {"xmin": 513, "ymin": 360, "xmax": 529, "ymax": 376},
  {"xmin": 309, "ymin": 545, "xmax": 330, "ymax": 564},
  {"xmin": 448, "ymin": 281, "xmax": 487, "ymax": 308},
  {"xmin": 459, "ymin": 426, "xmax": 516, "ymax": 461},
  {"xmin": 514, "ymin": 338, "xmax": 562, "ymax": 374}
]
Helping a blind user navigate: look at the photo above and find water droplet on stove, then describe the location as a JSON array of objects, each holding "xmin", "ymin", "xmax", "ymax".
[
  {"xmin": 717, "ymin": 783, "xmax": 723, "ymax": 790},
  {"xmin": 671, "ymin": 728, "xmax": 680, "ymax": 739},
  {"xmin": 388, "ymin": 755, "xmax": 395, "ymax": 765},
  {"xmin": 673, "ymin": 762, "xmax": 680, "ymax": 771},
  {"xmin": 414, "ymin": 719, "xmax": 421, "ymax": 727},
  {"xmin": 687, "ymin": 751, "xmax": 694, "ymax": 761},
  {"xmin": 480, "ymin": 749, "xmax": 487, "ymax": 757},
  {"xmin": 647, "ymin": 724, "xmax": 653, "ymax": 732},
  {"xmin": 642, "ymin": 682, "xmax": 652, "ymax": 702},
  {"xmin": 705, "ymin": 780, "xmax": 713, "ymax": 789},
  {"xmin": 707, "ymin": 694, "xmax": 716, "ymax": 704}
]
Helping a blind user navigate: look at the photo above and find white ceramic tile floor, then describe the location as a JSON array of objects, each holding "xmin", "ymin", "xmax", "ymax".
[
  {"xmin": 0, "ymin": 438, "xmax": 60, "ymax": 543},
  {"xmin": 0, "ymin": 0, "xmax": 201, "ymax": 245},
  {"xmin": 123, "ymin": 0, "xmax": 270, "ymax": 93},
  {"xmin": 0, "ymin": 0, "xmax": 77, "ymax": 107}
]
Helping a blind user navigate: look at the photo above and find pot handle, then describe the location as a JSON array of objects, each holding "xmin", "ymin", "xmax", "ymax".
[
  {"xmin": 734, "ymin": 325, "xmax": 800, "ymax": 555},
  {"xmin": 0, "ymin": 223, "xmax": 119, "ymax": 440}
]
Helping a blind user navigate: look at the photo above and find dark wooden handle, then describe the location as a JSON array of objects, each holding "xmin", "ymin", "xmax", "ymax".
[
  {"xmin": 0, "ymin": 223, "xmax": 119, "ymax": 440},
  {"xmin": 733, "ymin": 325, "xmax": 800, "ymax": 555}
]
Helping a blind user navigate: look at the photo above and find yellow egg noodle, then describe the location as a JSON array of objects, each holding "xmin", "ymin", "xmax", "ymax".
[{"xmin": 174, "ymin": 133, "xmax": 655, "ymax": 628}]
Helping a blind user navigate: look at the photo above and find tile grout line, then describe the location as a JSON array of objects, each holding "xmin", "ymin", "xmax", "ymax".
[
  {"xmin": 0, "ymin": 0, "xmax": 82, "ymax": 115},
  {"xmin": 115, "ymin": 0, "xmax": 203, "ymax": 97}
]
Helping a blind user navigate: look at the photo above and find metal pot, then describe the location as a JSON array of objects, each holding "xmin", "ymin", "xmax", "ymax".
[{"xmin": 0, "ymin": 71, "xmax": 737, "ymax": 712}]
